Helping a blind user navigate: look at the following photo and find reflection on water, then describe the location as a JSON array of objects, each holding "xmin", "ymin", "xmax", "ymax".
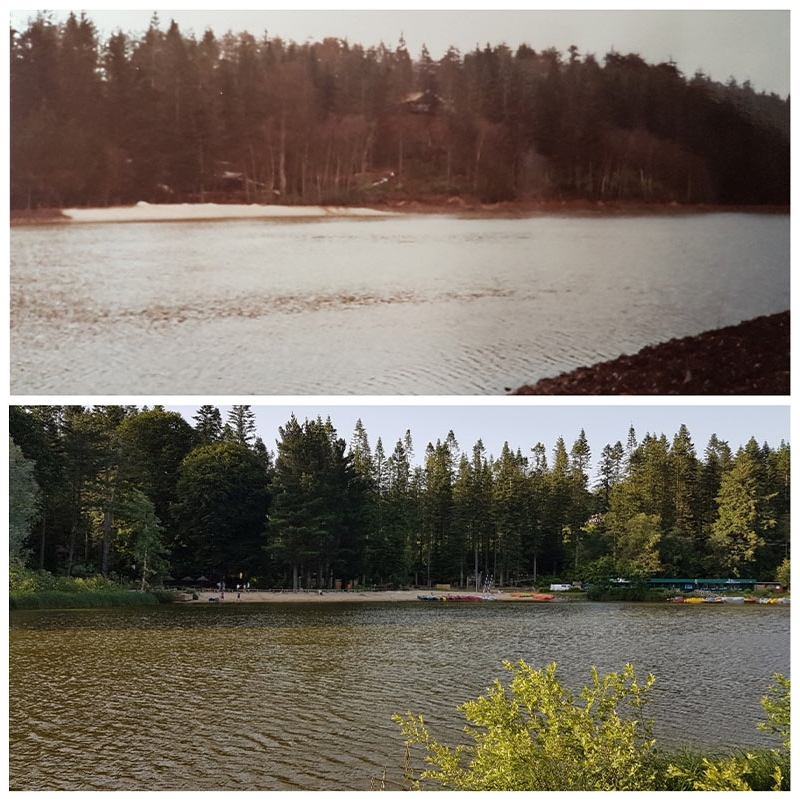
[
  {"xmin": 9, "ymin": 601, "xmax": 789, "ymax": 790},
  {"xmin": 10, "ymin": 213, "xmax": 788, "ymax": 394}
]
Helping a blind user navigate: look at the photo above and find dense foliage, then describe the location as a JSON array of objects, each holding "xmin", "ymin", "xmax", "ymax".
[
  {"xmin": 394, "ymin": 661, "xmax": 790, "ymax": 790},
  {"xmin": 10, "ymin": 12, "xmax": 789, "ymax": 209},
  {"xmin": 9, "ymin": 405, "xmax": 790, "ymax": 591}
]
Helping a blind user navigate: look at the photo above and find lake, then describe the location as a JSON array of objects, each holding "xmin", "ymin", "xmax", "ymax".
[
  {"xmin": 9, "ymin": 600, "xmax": 789, "ymax": 790},
  {"xmin": 10, "ymin": 211, "xmax": 788, "ymax": 395}
]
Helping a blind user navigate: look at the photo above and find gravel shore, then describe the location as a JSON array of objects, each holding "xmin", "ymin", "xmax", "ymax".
[{"xmin": 513, "ymin": 311, "xmax": 790, "ymax": 395}]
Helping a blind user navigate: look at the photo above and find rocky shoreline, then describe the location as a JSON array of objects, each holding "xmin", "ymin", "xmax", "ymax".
[{"xmin": 513, "ymin": 311, "xmax": 790, "ymax": 395}]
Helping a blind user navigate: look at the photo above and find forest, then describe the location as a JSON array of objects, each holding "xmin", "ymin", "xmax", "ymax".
[
  {"xmin": 9, "ymin": 405, "xmax": 790, "ymax": 591},
  {"xmin": 10, "ymin": 12, "xmax": 790, "ymax": 210}
]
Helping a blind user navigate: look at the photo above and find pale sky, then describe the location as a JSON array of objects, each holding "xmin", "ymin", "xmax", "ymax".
[
  {"xmin": 9, "ymin": 6, "xmax": 791, "ymax": 98},
  {"xmin": 163, "ymin": 401, "xmax": 790, "ymax": 478}
]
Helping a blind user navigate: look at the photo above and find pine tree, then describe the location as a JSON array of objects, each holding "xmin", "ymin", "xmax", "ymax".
[
  {"xmin": 267, "ymin": 416, "xmax": 354, "ymax": 589},
  {"xmin": 225, "ymin": 405, "xmax": 257, "ymax": 446},
  {"xmin": 173, "ymin": 439, "xmax": 269, "ymax": 579},
  {"xmin": 193, "ymin": 405, "xmax": 223, "ymax": 443},
  {"xmin": 492, "ymin": 443, "xmax": 529, "ymax": 586},
  {"xmin": 710, "ymin": 447, "xmax": 776, "ymax": 577}
]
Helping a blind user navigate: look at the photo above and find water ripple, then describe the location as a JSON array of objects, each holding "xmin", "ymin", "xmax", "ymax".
[
  {"xmin": 11, "ymin": 213, "xmax": 789, "ymax": 393},
  {"xmin": 10, "ymin": 602, "xmax": 789, "ymax": 790},
  {"xmin": 12, "ymin": 286, "xmax": 517, "ymax": 327}
]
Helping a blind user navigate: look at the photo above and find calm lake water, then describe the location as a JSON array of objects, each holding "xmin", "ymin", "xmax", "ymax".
[
  {"xmin": 10, "ymin": 212, "xmax": 788, "ymax": 394},
  {"xmin": 9, "ymin": 600, "xmax": 789, "ymax": 790}
]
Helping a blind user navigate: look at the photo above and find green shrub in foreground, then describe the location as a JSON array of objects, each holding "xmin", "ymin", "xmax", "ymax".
[
  {"xmin": 395, "ymin": 661, "xmax": 658, "ymax": 790},
  {"xmin": 394, "ymin": 661, "xmax": 790, "ymax": 791}
]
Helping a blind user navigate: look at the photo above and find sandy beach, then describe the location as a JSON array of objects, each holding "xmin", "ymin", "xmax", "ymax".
[
  {"xmin": 188, "ymin": 589, "xmax": 551, "ymax": 603},
  {"xmin": 192, "ymin": 589, "xmax": 416, "ymax": 603},
  {"xmin": 14, "ymin": 200, "xmax": 781, "ymax": 226},
  {"xmin": 58, "ymin": 202, "xmax": 396, "ymax": 224}
]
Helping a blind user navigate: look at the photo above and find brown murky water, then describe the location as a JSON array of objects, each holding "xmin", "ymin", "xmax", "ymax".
[
  {"xmin": 9, "ymin": 601, "xmax": 790, "ymax": 790},
  {"xmin": 10, "ymin": 213, "xmax": 788, "ymax": 394}
]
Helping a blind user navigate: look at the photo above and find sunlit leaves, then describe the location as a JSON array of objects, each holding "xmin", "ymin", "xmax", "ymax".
[{"xmin": 395, "ymin": 660, "xmax": 657, "ymax": 790}]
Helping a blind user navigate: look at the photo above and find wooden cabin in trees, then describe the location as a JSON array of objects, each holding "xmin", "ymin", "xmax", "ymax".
[{"xmin": 402, "ymin": 89, "xmax": 445, "ymax": 114}]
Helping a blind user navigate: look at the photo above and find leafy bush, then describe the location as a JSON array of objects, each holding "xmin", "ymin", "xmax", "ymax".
[
  {"xmin": 394, "ymin": 661, "xmax": 658, "ymax": 790},
  {"xmin": 775, "ymin": 558, "xmax": 790, "ymax": 589},
  {"xmin": 394, "ymin": 663, "xmax": 790, "ymax": 791},
  {"xmin": 758, "ymin": 673, "xmax": 790, "ymax": 749},
  {"xmin": 585, "ymin": 585, "xmax": 658, "ymax": 601},
  {"xmin": 9, "ymin": 565, "xmax": 171, "ymax": 609},
  {"xmin": 9, "ymin": 564, "xmax": 124, "ymax": 594}
]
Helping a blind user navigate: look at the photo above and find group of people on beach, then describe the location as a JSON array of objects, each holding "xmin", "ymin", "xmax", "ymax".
[{"xmin": 214, "ymin": 580, "xmax": 251, "ymax": 600}]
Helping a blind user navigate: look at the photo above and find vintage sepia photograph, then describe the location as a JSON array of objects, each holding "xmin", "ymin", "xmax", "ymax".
[{"xmin": 9, "ymin": 9, "xmax": 790, "ymax": 395}]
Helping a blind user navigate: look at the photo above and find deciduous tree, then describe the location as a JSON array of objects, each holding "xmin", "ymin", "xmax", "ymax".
[{"xmin": 9, "ymin": 439, "xmax": 40, "ymax": 564}]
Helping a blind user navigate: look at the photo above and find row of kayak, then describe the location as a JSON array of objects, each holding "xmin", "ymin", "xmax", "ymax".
[
  {"xmin": 669, "ymin": 595, "xmax": 790, "ymax": 604},
  {"xmin": 508, "ymin": 593, "xmax": 556, "ymax": 601},
  {"xmin": 417, "ymin": 593, "xmax": 555, "ymax": 602},
  {"xmin": 417, "ymin": 594, "xmax": 494, "ymax": 601}
]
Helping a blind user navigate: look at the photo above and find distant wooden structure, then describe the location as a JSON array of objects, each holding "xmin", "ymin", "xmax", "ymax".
[{"xmin": 402, "ymin": 90, "xmax": 445, "ymax": 115}]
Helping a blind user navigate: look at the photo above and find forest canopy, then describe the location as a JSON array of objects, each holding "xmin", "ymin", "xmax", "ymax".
[
  {"xmin": 10, "ymin": 11, "xmax": 790, "ymax": 209},
  {"xmin": 9, "ymin": 405, "xmax": 790, "ymax": 592}
]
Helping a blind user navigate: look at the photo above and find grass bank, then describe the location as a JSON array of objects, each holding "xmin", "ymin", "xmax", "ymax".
[
  {"xmin": 9, "ymin": 565, "xmax": 180, "ymax": 610},
  {"xmin": 651, "ymin": 746, "xmax": 789, "ymax": 790},
  {"xmin": 10, "ymin": 589, "xmax": 176, "ymax": 610}
]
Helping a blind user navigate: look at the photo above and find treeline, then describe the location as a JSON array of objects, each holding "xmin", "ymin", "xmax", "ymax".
[
  {"xmin": 10, "ymin": 12, "xmax": 789, "ymax": 210},
  {"xmin": 9, "ymin": 405, "xmax": 790, "ymax": 591}
]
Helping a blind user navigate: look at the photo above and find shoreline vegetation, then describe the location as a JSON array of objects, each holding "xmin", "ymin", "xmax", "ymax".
[{"xmin": 10, "ymin": 586, "xmax": 790, "ymax": 611}]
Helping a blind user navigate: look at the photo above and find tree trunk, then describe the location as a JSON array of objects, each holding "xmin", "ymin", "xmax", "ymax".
[
  {"xmin": 39, "ymin": 512, "xmax": 47, "ymax": 570},
  {"xmin": 473, "ymin": 127, "xmax": 486, "ymax": 196},
  {"xmin": 474, "ymin": 538, "xmax": 479, "ymax": 592},
  {"xmin": 278, "ymin": 113, "xmax": 287, "ymax": 198},
  {"xmin": 101, "ymin": 472, "xmax": 115, "ymax": 576},
  {"xmin": 66, "ymin": 484, "xmax": 86, "ymax": 576},
  {"xmin": 140, "ymin": 548, "xmax": 148, "ymax": 591},
  {"xmin": 398, "ymin": 127, "xmax": 404, "ymax": 177},
  {"xmin": 102, "ymin": 506, "xmax": 112, "ymax": 575}
]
